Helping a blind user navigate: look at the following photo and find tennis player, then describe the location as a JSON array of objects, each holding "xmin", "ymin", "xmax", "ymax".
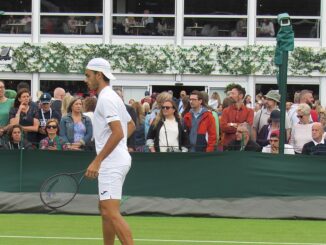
[{"xmin": 84, "ymin": 58, "xmax": 135, "ymax": 245}]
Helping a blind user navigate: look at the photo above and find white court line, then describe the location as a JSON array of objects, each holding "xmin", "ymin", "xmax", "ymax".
[{"xmin": 0, "ymin": 235, "xmax": 325, "ymax": 245}]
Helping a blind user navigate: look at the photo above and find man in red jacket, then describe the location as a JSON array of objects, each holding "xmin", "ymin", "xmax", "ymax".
[
  {"xmin": 220, "ymin": 84, "xmax": 254, "ymax": 149},
  {"xmin": 183, "ymin": 90, "xmax": 216, "ymax": 152}
]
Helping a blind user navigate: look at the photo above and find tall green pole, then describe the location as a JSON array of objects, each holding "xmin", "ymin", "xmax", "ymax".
[{"xmin": 274, "ymin": 13, "xmax": 294, "ymax": 154}]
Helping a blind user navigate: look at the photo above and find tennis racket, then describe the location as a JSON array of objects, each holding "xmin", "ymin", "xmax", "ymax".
[{"xmin": 40, "ymin": 170, "xmax": 85, "ymax": 209}]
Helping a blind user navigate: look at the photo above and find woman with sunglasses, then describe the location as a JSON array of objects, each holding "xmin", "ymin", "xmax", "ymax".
[
  {"xmin": 289, "ymin": 103, "xmax": 313, "ymax": 154},
  {"xmin": 146, "ymin": 99, "xmax": 188, "ymax": 152},
  {"xmin": 39, "ymin": 118, "xmax": 67, "ymax": 150},
  {"xmin": 4, "ymin": 124, "xmax": 33, "ymax": 150}
]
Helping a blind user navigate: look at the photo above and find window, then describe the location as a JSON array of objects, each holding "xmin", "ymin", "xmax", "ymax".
[
  {"xmin": 185, "ymin": 0, "xmax": 247, "ymax": 15},
  {"xmin": 40, "ymin": 0, "xmax": 103, "ymax": 35},
  {"xmin": 41, "ymin": 80, "xmax": 89, "ymax": 97},
  {"xmin": 112, "ymin": 0, "xmax": 175, "ymax": 36},
  {"xmin": 256, "ymin": 0, "xmax": 321, "ymax": 39},
  {"xmin": 184, "ymin": 0, "xmax": 248, "ymax": 38},
  {"xmin": 0, "ymin": 0, "xmax": 32, "ymax": 34}
]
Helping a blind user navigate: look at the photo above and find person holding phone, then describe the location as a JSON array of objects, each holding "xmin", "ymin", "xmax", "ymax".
[{"xmin": 39, "ymin": 119, "xmax": 67, "ymax": 150}]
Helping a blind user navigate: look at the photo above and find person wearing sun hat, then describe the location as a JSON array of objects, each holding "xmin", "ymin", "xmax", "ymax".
[
  {"xmin": 252, "ymin": 90, "xmax": 291, "ymax": 142},
  {"xmin": 84, "ymin": 57, "xmax": 135, "ymax": 245}
]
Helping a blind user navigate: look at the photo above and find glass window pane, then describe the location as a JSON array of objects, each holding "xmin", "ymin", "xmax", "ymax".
[
  {"xmin": 113, "ymin": 0, "xmax": 175, "ymax": 14},
  {"xmin": 256, "ymin": 19, "xmax": 276, "ymax": 37},
  {"xmin": 1, "ymin": 0, "xmax": 31, "ymax": 12},
  {"xmin": 41, "ymin": 16, "xmax": 103, "ymax": 35},
  {"xmin": 41, "ymin": 81, "xmax": 89, "ymax": 97},
  {"xmin": 41, "ymin": 0, "xmax": 102, "ymax": 13},
  {"xmin": 257, "ymin": 0, "xmax": 320, "ymax": 16},
  {"xmin": 0, "ymin": 15, "xmax": 32, "ymax": 34},
  {"xmin": 184, "ymin": 18, "xmax": 247, "ymax": 37},
  {"xmin": 292, "ymin": 19, "xmax": 320, "ymax": 38},
  {"xmin": 113, "ymin": 17, "xmax": 174, "ymax": 36},
  {"xmin": 185, "ymin": 0, "xmax": 247, "ymax": 15}
]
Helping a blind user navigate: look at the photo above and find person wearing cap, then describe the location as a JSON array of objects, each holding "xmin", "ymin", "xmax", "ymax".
[
  {"xmin": 252, "ymin": 90, "xmax": 291, "ymax": 142},
  {"xmin": 37, "ymin": 93, "xmax": 61, "ymax": 142},
  {"xmin": 262, "ymin": 129, "xmax": 295, "ymax": 155},
  {"xmin": 289, "ymin": 103, "xmax": 313, "ymax": 154},
  {"xmin": 84, "ymin": 57, "xmax": 135, "ymax": 245},
  {"xmin": 256, "ymin": 110, "xmax": 281, "ymax": 147}
]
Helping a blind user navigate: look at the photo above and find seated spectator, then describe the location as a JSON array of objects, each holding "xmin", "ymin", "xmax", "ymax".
[
  {"xmin": 147, "ymin": 99, "xmax": 188, "ymax": 152},
  {"xmin": 37, "ymin": 93, "xmax": 61, "ymax": 141},
  {"xmin": 59, "ymin": 97, "xmax": 92, "ymax": 150},
  {"xmin": 302, "ymin": 122, "xmax": 326, "ymax": 155},
  {"xmin": 4, "ymin": 124, "xmax": 33, "ymax": 150},
  {"xmin": 39, "ymin": 119, "xmax": 67, "ymax": 150},
  {"xmin": 289, "ymin": 103, "xmax": 313, "ymax": 154},
  {"xmin": 262, "ymin": 130, "xmax": 295, "ymax": 155},
  {"xmin": 257, "ymin": 110, "xmax": 280, "ymax": 147},
  {"xmin": 9, "ymin": 89, "xmax": 39, "ymax": 146},
  {"xmin": 226, "ymin": 123, "xmax": 261, "ymax": 152},
  {"xmin": 258, "ymin": 19, "xmax": 275, "ymax": 37}
]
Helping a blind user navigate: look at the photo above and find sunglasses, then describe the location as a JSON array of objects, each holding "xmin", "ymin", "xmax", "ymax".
[
  {"xmin": 162, "ymin": 106, "xmax": 174, "ymax": 110},
  {"xmin": 46, "ymin": 125, "xmax": 58, "ymax": 129},
  {"xmin": 297, "ymin": 115, "xmax": 304, "ymax": 119}
]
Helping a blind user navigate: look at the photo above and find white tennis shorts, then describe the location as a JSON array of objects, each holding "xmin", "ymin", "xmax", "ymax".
[{"xmin": 98, "ymin": 165, "xmax": 131, "ymax": 201}]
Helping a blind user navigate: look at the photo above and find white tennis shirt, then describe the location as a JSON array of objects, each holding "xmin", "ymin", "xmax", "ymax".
[{"xmin": 94, "ymin": 86, "xmax": 131, "ymax": 168}]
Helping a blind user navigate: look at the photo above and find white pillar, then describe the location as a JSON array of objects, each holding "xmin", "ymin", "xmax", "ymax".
[
  {"xmin": 103, "ymin": 0, "xmax": 112, "ymax": 44},
  {"xmin": 176, "ymin": 0, "xmax": 184, "ymax": 45},
  {"xmin": 31, "ymin": 73, "xmax": 40, "ymax": 101},
  {"xmin": 321, "ymin": 0, "xmax": 326, "ymax": 47},
  {"xmin": 32, "ymin": 0, "xmax": 40, "ymax": 43},
  {"xmin": 247, "ymin": 0, "xmax": 257, "ymax": 45},
  {"xmin": 247, "ymin": 75, "xmax": 255, "ymax": 101},
  {"xmin": 320, "ymin": 77, "xmax": 326, "ymax": 107}
]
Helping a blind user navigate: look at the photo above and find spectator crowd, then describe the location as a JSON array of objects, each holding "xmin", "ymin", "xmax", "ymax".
[{"xmin": 0, "ymin": 80, "xmax": 326, "ymax": 156}]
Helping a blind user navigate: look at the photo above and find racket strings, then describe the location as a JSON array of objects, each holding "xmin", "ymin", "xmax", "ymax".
[{"xmin": 40, "ymin": 175, "xmax": 78, "ymax": 208}]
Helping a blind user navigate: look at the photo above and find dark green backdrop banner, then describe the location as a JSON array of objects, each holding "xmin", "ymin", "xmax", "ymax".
[{"xmin": 1, "ymin": 150, "xmax": 325, "ymax": 198}]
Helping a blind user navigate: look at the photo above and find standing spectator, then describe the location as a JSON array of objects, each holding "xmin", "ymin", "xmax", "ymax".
[
  {"xmin": 9, "ymin": 89, "xmax": 39, "ymax": 145},
  {"xmin": 60, "ymin": 97, "xmax": 93, "ymax": 150},
  {"xmin": 176, "ymin": 90, "xmax": 187, "ymax": 114},
  {"xmin": 114, "ymin": 88, "xmax": 138, "ymax": 152},
  {"xmin": 183, "ymin": 90, "xmax": 216, "ymax": 152},
  {"xmin": 244, "ymin": 95, "xmax": 253, "ymax": 109},
  {"xmin": 82, "ymin": 96, "xmax": 97, "ymax": 151},
  {"xmin": 141, "ymin": 91, "xmax": 153, "ymax": 106},
  {"xmin": 208, "ymin": 92, "xmax": 221, "ymax": 111},
  {"xmin": 302, "ymin": 122, "xmax": 326, "ymax": 155},
  {"xmin": 51, "ymin": 87, "xmax": 65, "ymax": 116},
  {"xmin": 288, "ymin": 90, "xmax": 316, "ymax": 127},
  {"xmin": 262, "ymin": 130, "xmax": 295, "ymax": 155},
  {"xmin": 4, "ymin": 124, "xmax": 33, "ymax": 150},
  {"xmin": 220, "ymin": 84, "xmax": 253, "ymax": 149},
  {"xmin": 131, "ymin": 102, "xmax": 146, "ymax": 152},
  {"xmin": 252, "ymin": 90, "xmax": 290, "ymax": 142},
  {"xmin": 37, "ymin": 93, "xmax": 61, "ymax": 141},
  {"xmin": 39, "ymin": 119, "xmax": 67, "ymax": 150},
  {"xmin": 289, "ymin": 103, "xmax": 313, "ymax": 154},
  {"xmin": 149, "ymin": 92, "xmax": 172, "ymax": 125},
  {"xmin": 319, "ymin": 109, "xmax": 326, "ymax": 132},
  {"xmin": 225, "ymin": 123, "xmax": 261, "ymax": 152},
  {"xmin": 147, "ymin": 99, "xmax": 188, "ymax": 152},
  {"xmin": 0, "ymin": 80, "xmax": 14, "ymax": 137},
  {"xmin": 61, "ymin": 93, "xmax": 74, "ymax": 117}
]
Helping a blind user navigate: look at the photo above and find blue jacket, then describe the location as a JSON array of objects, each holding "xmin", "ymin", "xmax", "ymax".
[{"xmin": 59, "ymin": 113, "xmax": 93, "ymax": 145}]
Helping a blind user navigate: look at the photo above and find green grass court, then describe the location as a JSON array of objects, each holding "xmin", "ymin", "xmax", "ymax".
[{"xmin": 1, "ymin": 214, "xmax": 326, "ymax": 245}]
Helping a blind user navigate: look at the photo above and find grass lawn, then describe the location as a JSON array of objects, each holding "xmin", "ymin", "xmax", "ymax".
[{"xmin": 0, "ymin": 214, "xmax": 326, "ymax": 244}]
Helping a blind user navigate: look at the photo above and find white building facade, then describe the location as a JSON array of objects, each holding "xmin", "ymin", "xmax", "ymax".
[{"xmin": 0, "ymin": 0, "xmax": 325, "ymax": 105}]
